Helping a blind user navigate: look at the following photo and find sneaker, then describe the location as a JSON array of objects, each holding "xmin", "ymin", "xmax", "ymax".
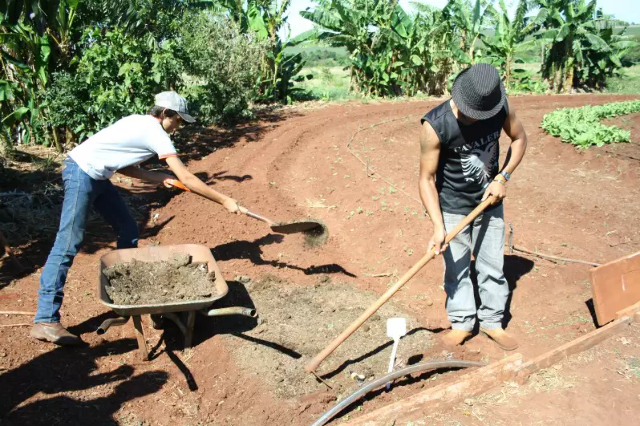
[{"xmin": 480, "ymin": 327, "xmax": 519, "ymax": 351}]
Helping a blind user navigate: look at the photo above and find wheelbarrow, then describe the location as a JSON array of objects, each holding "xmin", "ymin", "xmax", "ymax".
[{"xmin": 97, "ymin": 244, "xmax": 257, "ymax": 360}]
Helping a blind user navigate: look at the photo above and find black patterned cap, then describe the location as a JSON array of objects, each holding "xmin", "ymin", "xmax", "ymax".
[{"xmin": 452, "ymin": 63, "xmax": 506, "ymax": 120}]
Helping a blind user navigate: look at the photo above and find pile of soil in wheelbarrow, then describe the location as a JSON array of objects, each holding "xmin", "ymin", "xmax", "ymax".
[
  {"xmin": 221, "ymin": 274, "xmax": 435, "ymax": 399},
  {"xmin": 103, "ymin": 253, "xmax": 217, "ymax": 305}
]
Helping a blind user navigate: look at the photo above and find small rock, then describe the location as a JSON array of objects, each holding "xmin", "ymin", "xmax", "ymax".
[
  {"xmin": 236, "ymin": 275, "xmax": 251, "ymax": 284},
  {"xmin": 350, "ymin": 371, "xmax": 366, "ymax": 383},
  {"xmin": 464, "ymin": 398, "xmax": 474, "ymax": 406},
  {"xmin": 170, "ymin": 253, "xmax": 191, "ymax": 268}
]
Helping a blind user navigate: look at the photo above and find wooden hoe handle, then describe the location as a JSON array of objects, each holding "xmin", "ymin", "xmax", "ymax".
[
  {"xmin": 304, "ymin": 196, "xmax": 497, "ymax": 373},
  {"xmin": 165, "ymin": 178, "xmax": 191, "ymax": 192},
  {"xmin": 165, "ymin": 179, "xmax": 274, "ymax": 224}
]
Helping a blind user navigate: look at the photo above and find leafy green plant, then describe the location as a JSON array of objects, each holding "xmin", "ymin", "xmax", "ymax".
[
  {"xmin": 541, "ymin": 100, "xmax": 640, "ymax": 147},
  {"xmin": 181, "ymin": 13, "xmax": 266, "ymax": 124}
]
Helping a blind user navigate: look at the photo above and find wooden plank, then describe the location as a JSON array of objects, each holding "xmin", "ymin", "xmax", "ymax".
[
  {"xmin": 132, "ymin": 315, "xmax": 149, "ymax": 361},
  {"xmin": 343, "ymin": 353, "xmax": 522, "ymax": 426},
  {"xmin": 516, "ymin": 316, "xmax": 631, "ymax": 384},
  {"xmin": 591, "ymin": 250, "xmax": 640, "ymax": 325},
  {"xmin": 616, "ymin": 301, "xmax": 640, "ymax": 320}
]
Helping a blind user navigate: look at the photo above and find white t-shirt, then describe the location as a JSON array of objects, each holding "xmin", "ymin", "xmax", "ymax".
[{"xmin": 69, "ymin": 115, "xmax": 177, "ymax": 180}]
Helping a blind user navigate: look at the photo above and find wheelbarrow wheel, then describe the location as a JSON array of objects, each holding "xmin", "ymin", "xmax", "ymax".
[{"xmin": 150, "ymin": 314, "xmax": 165, "ymax": 330}]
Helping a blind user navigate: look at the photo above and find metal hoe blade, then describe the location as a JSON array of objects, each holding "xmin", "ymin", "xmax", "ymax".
[{"xmin": 270, "ymin": 220, "xmax": 324, "ymax": 235}]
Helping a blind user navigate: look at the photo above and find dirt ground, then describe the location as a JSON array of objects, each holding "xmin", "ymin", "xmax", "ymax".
[
  {"xmin": 424, "ymin": 318, "xmax": 640, "ymax": 426},
  {"xmin": 1, "ymin": 94, "xmax": 640, "ymax": 425},
  {"xmin": 224, "ymin": 274, "xmax": 434, "ymax": 399}
]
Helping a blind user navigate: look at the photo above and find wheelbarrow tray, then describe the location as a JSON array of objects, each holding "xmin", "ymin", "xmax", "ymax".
[{"xmin": 98, "ymin": 244, "xmax": 228, "ymax": 316}]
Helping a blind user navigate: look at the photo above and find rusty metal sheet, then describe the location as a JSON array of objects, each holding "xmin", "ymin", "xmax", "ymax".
[{"xmin": 591, "ymin": 251, "xmax": 640, "ymax": 325}]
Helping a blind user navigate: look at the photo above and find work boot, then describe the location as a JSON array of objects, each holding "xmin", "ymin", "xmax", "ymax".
[
  {"xmin": 441, "ymin": 329, "xmax": 472, "ymax": 347},
  {"xmin": 480, "ymin": 327, "xmax": 519, "ymax": 351},
  {"xmin": 30, "ymin": 322, "xmax": 83, "ymax": 346}
]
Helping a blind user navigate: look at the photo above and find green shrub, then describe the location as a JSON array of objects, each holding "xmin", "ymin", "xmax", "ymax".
[
  {"xmin": 45, "ymin": 27, "xmax": 177, "ymax": 144},
  {"xmin": 180, "ymin": 13, "xmax": 266, "ymax": 124}
]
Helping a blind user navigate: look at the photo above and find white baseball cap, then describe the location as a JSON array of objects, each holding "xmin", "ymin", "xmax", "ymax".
[{"xmin": 154, "ymin": 91, "xmax": 196, "ymax": 123}]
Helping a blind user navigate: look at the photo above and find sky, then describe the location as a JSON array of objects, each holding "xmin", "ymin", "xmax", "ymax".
[{"xmin": 284, "ymin": 0, "xmax": 640, "ymax": 38}]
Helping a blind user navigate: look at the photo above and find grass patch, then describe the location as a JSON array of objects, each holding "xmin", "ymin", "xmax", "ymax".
[
  {"xmin": 293, "ymin": 66, "xmax": 357, "ymax": 102},
  {"xmin": 606, "ymin": 64, "xmax": 640, "ymax": 94}
]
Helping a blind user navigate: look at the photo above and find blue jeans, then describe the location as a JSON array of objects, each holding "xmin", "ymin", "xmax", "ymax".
[
  {"xmin": 442, "ymin": 204, "xmax": 508, "ymax": 331},
  {"xmin": 35, "ymin": 157, "xmax": 139, "ymax": 323}
]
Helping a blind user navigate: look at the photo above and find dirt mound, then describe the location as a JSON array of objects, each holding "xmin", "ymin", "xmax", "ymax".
[
  {"xmin": 103, "ymin": 253, "xmax": 218, "ymax": 305},
  {"xmin": 225, "ymin": 274, "xmax": 434, "ymax": 399}
]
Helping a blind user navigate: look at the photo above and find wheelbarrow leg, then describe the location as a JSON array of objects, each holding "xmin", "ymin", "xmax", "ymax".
[
  {"xmin": 184, "ymin": 311, "xmax": 196, "ymax": 349},
  {"xmin": 132, "ymin": 315, "xmax": 149, "ymax": 361}
]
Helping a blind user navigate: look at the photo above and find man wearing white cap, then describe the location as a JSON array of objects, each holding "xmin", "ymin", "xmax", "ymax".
[{"xmin": 31, "ymin": 91, "xmax": 243, "ymax": 345}]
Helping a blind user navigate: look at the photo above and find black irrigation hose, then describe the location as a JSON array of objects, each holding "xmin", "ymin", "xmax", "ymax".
[{"xmin": 310, "ymin": 360, "xmax": 486, "ymax": 426}]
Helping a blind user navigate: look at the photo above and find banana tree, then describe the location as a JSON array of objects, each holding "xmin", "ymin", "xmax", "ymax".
[
  {"xmin": 443, "ymin": 0, "xmax": 492, "ymax": 64},
  {"xmin": 482, "ymin": 0, "xmax": 534, "ymax": 89},
  {"xmin": 218, "ymin": 0, "xmax": 306, "ymax": 102},
  {"xmin": 301, "ymin": 0, "xmax": 375, "ymax": 93},
  {"xmin": 302, "ymin": 0, "xmax": 410, "ymax": 96},
  {"xmin": 574, "ymin": 19, "xmax": 639, "ymax": 90},
  {"xmin": 528, "ymin": 0, "xmax": 619, "ymax": 93}
]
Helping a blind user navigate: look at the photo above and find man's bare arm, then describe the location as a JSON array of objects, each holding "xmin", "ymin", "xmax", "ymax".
[
  {"xmin": 118, "ymin": 166, "xmax": 172, "ymax": 184},
  {"xmin": 501, "ymin": 101, "xmax": 528, "ymax": 176},
  {"xmin": 164, "ymin": 156, "xmax": 242, "ymax": 213},
  {"xmin": 419, "ymin": 121, "xmax": 447, "ymax": 254}
]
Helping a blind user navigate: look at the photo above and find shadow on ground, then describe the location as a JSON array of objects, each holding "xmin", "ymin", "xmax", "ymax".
[
  {"xmin": 211, "ymin": 235, "xmax": 356, "ymax": 278},
  {"xmin": 0, "ymin": 313, "xmax": 168, "ymax": 425}
]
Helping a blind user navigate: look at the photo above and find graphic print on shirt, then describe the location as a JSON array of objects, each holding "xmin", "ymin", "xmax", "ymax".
[
  {"xmin": 451, "ymin": 130, "xmax": 501, "ymax": 186},
  {"xmin": 461, "ymin": 141, "xmax": 498, "ymax": 185}
]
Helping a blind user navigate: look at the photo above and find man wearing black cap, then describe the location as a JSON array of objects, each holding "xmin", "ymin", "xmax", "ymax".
[{"xmin": 419, "ymin": 63, "xmax": 528, "ymax": 350}]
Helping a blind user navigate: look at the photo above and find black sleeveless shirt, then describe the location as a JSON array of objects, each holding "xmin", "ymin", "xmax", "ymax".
[{"xmin": 421, "ymin": 99, "xmax": 508, "ymax": 215}]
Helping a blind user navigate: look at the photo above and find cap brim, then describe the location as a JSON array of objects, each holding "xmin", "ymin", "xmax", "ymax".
[
  {"xmin": 452, "ymin": 72, "xmax": 506, "ymax": 121},
  {"xmin": 178, "ymin": 112, "xmax": 196, "ymax": 124}
]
